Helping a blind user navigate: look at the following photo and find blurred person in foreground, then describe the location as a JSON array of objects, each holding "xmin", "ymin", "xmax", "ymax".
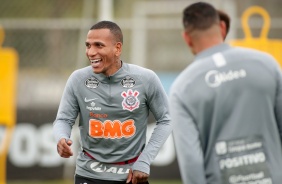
[
  {"xmin": 169, "ymin": 2, "xmax": 282, "ymax": 184},
  {"xmin": 53, "ymin": 20, "xmax": 172, "ymax": 184}
]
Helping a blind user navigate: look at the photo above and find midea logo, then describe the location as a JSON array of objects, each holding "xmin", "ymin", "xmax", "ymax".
[{"xmin": 205, "ymin": 69, "xmax": 247, "ymax": 88}]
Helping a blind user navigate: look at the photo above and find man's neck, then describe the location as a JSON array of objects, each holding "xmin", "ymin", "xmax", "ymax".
[
  {"xmin": 192, "ymin": 26, "xmax": 224, "ymax": 55},
  {"xmin": 194, "ymin": 36, "xmax": 223, "ymax": 55}
]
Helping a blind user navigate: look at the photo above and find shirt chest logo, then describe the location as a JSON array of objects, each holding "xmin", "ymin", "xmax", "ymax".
[
  {"xmin": 121, "ymin": 89, "xmax": 140, "ymax": 112},
  {"xmin": 121, "ymin": 76, "xmax": 135, "ymax": 88},
  {"xmin": 85, "ymin": 77, "xmax": 100, "ymax": 89},
  {"xmin": 85, "ymin": 97, "xmax": 102, "ymax": 111}
]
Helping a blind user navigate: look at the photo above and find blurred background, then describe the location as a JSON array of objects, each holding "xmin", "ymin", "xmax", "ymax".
[{"xmin": 1, "ymin": 0, "xmax": 282, "ymax": 183}]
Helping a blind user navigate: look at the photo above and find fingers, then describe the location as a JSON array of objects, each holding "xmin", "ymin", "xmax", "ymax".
[
  {"xmin": 57, "ymin": 138, "xmax": 73, "ymax": 158},
  {"xmin": 66, "ymin": 139, "xmax": 72, "ymax": 146},
  {"xmin": 127, "ymin": 169, "xmax": 149, "ymax": 184},
  {"xmin": 126, "ymin": 169, "xmax": 133, "ymax": 183},
  {"xmin": 132, "ymin": 170, "xmax": 149, "ymax": 184}
]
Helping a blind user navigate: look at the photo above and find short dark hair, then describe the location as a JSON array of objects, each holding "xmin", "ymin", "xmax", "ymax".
[
  {"xmin": 183, "ymin": 2, "xmax": 219, "ymax": 33},
  {"xmin": 217, "ymin": 9, "xmax": 230, "ymax": 35},
  {"xmin": 90, "ymin": 21, "xmax": 123, "ymax": 44}
]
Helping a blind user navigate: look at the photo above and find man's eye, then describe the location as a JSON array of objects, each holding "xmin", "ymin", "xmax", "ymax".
[{"xmin": 96, "ymin": 43, "xmax": 103, "ymax": 47}]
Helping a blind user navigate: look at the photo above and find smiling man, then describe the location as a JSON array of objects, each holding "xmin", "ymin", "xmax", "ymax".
[
  {"xmin": 53, "ymin": 21, "xmax": 172, "ymax": 184},
  {"xmin": 86, "ymin": 25, "xmax": 122, "ymax": 76}
]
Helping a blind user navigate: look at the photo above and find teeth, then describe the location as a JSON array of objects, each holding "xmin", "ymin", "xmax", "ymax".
[{"xmin": 91, "ymin": 59, "xmax": 101, "ymax": 63}]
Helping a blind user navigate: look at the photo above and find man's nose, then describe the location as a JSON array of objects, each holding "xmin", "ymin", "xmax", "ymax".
[{"xmin": 87, "ymin": 47, "xmax": 97, "ymax": 56}]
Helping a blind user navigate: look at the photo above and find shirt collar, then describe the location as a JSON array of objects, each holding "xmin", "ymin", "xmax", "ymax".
[
  {"xmin": 94, "ymin": 61, "xmax": 128, "ymax": 83},
  {"xmin": 194, "ymin": 43, "xmax": 231, "ymax": 61}
]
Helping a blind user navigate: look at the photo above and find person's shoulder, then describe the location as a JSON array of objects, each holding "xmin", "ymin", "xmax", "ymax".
[
  {"xmin": 232, "ymin": 47, "xmax": 279, "ymax": 67},
  {"xmin": 232, "ymin": 46, "xmax": 274, "ymax": 59},
  {"xmin": 126, "ymin": 63, "xmax": 154, "ymax": 72},
  {"xmin": 125, "ymin": 63, "xmax": 157, "ymax": 78}
]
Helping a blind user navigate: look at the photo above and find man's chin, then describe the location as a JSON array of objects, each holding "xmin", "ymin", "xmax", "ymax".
[{"xmin": 92, "ymin": 69, "xmax": 101, "ymax": 74}]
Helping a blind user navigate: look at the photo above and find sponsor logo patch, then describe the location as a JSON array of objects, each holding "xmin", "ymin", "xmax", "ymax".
[
  {"xmin": 216, "ymin": 136, "xmax": 272, "ymax": 184},
  {"xmin": 215, "ymin": 141, "xmax": 227, "ymax": 155},
  {"xmin": 90, "ymin": 162, "xmax": 130, "ymax": 174},
  {"xmin": 85, "ymin": 77, "xmax": 100, "ymax": 89},
  {"xmin": 205, "ymin": 69, "xmax": 247, "ymax": 88},
  {"xmin": 121, "ymin": 89, "xmax": 140, "ymax": 112},
  {"xmin": 89, "ymin": 119, "xmax": 136, "ymax": 139},
  {"xmin": 85, "ymin": 97, "xmax": 101, "ymax": 111},
  {"xmin": 89, "ymin": 112, "xmax": 108, "ymax": 118},
  {"xmin": 84, "ymin": 97, "xmax": 98, "ymax": 102},
  {"xmin": 121, "ymin": 76, "xmax": 135, "ymax": 88}
]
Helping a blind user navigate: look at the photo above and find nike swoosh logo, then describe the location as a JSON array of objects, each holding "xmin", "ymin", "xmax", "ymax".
[{"xmin": 84, "ymin": 97, "xmax": 98, "ymax": 102}]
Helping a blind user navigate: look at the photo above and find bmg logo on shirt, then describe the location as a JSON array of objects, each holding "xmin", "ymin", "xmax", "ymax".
[{"xmin": 89, "ymin": 119, "xmax": 136, "ymax": 139}]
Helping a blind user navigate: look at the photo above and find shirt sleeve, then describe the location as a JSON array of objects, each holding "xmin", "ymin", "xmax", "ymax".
[
  {"xmin": 53, "ymin": 73, "xmax": 79, "ymax": 143},
  {"xmin": 132, "ymin": 71, "xmax": 172, "ymax": 174},
  {"xmin": 274, "ymin": 65, "xmax": 282, "ymax": 142},
  {"xmin": 169, "ymin": 89, "xmax": 206, "ymax": 184}
]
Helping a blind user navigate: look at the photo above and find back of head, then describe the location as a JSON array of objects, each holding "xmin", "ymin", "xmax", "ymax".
[
  {"xmin": 183, "ymin": 2, "xmax": 219, "ymax": 34},
  {"xmin": 90, "ymin": 21, "xmax": 123, "ymax": 44}
]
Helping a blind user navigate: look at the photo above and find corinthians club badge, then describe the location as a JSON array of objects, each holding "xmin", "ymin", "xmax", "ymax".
[{"xmin": 121, "ymin": 89, "xmax": 140, "ymax": 112}]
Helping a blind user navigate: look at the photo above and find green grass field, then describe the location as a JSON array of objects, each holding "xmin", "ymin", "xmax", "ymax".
[{"xmin": 8, "ymin": 180, "xmax": 182, "ymax": 184}]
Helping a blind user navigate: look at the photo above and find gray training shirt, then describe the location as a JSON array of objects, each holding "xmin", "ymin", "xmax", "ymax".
[
  {"xmin": 170, "ymin": 43, "xmax": 282, "ymax": 184},
  {"xmin": 53, "ymin": 62, "xmax": 172, "ymax": 181}
]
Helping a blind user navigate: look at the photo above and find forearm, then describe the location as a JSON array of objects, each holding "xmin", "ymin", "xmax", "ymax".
[
  {"xmin": 132, "ymin": 118, "xmax": 172, "ymax": 174},
  {"xmin": 53, "ymin": 120, "xmax": 73, "ymax": 143},
  {"xmin": 173, "ymin": 125, "xmax": 206, "ymax": 184}
]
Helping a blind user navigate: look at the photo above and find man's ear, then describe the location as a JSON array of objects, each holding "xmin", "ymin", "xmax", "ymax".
[
  {"xmin": 182, "ymin": 31, "xmax": 193, "ymax": 47},
  {"xmin": 220, "ymin": 21, "xmax": 227, "ymax": 40},
  {"xmin": 115, "ymin": 42, "xmax": 122, "ymax": 56}
]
